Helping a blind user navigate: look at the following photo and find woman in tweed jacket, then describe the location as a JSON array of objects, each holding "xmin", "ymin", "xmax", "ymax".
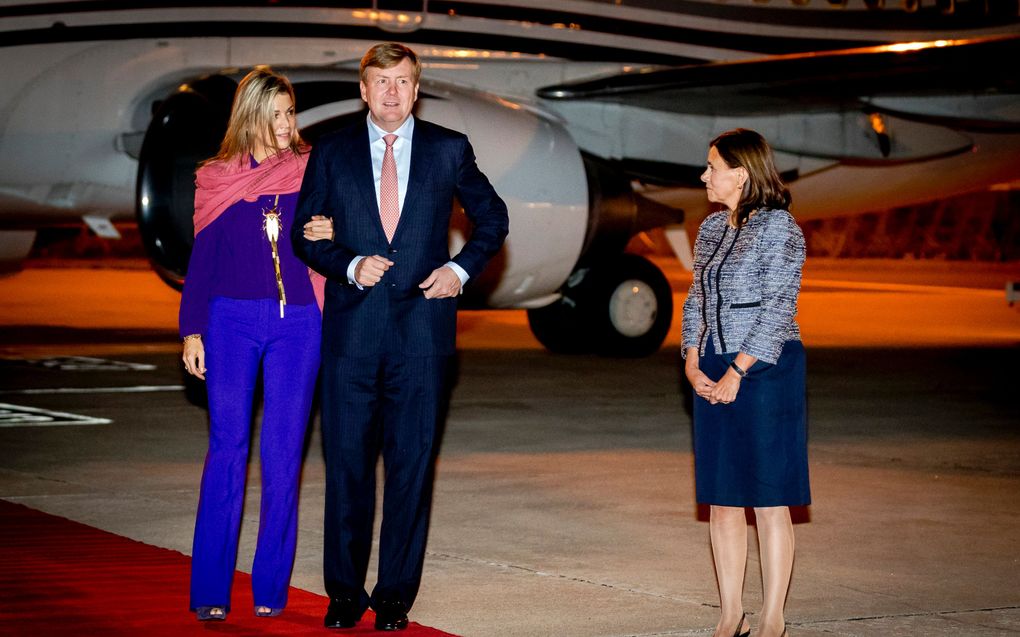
[{"xmin": 682, "ymin": 129, "xmax": 808, "ymax": 637}]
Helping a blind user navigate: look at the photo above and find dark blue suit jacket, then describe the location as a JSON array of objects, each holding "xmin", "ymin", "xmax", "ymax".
[{"xmin": 292, "ymin": 118, "xmax": 509, "ymax": 357}]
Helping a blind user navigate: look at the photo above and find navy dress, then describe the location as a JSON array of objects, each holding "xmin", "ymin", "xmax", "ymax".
[
  {"xmin": 693, "ymin": 338, "xmax": 809, "ymax": 507},
  {"xmin": 682, "ymin": 209, "xmax": 810, "ymax": 508}
]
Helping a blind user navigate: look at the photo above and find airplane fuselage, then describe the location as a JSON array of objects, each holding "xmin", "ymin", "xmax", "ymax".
[{"xmin": 2, "ymin": 1, "xmax": 1018, "ymax": 355}]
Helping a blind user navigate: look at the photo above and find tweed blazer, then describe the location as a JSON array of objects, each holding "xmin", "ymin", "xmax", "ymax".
[{"xmin": 681, "ymin": 208, "xmax": 805, "ymax": 364}]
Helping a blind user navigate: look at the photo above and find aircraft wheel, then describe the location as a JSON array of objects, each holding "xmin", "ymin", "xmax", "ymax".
[
  {"xmin": 588, "ymin": 254, "xmax": 673, "ymax": 357},
  {"xmin": 527, "ymin": 254, "xmax": 673, "ymax": 357},
  {"xmin": 526, "ymin": 283, "xmax": 592, "ymax": 354}
]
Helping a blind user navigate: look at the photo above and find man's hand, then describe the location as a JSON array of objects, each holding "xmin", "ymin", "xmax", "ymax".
[
  {"xmin": 419, "ymin": 266, "xmax": 462, "ymax": 299},
  {"xmin": 303, "ymin": 215, "xmax": 334, "ymax": 241},
  {"xmin": 354, "ymin": 255, "xmax": 394, "ymax": 287}
]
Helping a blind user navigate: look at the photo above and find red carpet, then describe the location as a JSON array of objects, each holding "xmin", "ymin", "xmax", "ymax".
[{"xmin": 0, "ymin": 499, "xmax": 457, "ymax": 636}]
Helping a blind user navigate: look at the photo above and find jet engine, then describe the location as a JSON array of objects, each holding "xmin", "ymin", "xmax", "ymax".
[{"xmin": 135, "ymin": 68, "xmax": 674, "ymax": 356}]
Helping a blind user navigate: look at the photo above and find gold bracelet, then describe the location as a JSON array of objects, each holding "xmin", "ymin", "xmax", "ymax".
[{"xmin": 183, "ymin": 334, "xmax": 202, "ymax": 344}]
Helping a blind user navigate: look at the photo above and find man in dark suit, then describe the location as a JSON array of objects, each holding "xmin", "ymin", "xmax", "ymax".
[{"xmin": 291, "ymin": 42, "xmax": 508, "ymax": 631}]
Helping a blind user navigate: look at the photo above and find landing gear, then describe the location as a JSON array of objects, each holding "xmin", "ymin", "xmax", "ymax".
[{"xmin": 527, "ymin": 254, "xmax": 673, "ymax": 357}]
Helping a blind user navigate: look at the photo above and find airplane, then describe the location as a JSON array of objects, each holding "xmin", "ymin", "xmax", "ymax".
[{"xmin": 2, "ymin": 1, "xmax": 1018, "ymax": 356}]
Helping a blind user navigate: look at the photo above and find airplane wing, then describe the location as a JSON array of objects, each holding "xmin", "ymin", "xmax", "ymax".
[
  {"xmin": 536, "ymin": 34, "xmax": 1020, "ymax": 188},
  {"xmin": 538, "ymin": 34, "xmax": 1019, "ymax": 123}
]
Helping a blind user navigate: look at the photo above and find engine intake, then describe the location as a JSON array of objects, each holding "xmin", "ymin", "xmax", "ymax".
[{"xmin": 135, "ymin": 74, "xmax": 236, "ymax": 288}]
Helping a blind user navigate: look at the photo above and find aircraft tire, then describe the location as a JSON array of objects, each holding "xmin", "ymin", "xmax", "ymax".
[
  {"xmin": 587, "ymin": 254, "xmax": 673, "ymax": 358},
  {"xmin": 527, "ymin": 254, "xmax": 672, "ymax": 357},
  {"xmin": 526, "ymin": 288, "xmax": 592, "ymax": 355}
]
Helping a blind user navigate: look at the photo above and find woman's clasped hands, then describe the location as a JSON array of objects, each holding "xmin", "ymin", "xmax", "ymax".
[
  {"xmin": 685, "ymin": 356, "xmax": 741, "ymax": 405},
  {"xmin": 707, "ymin": 368, "xmax": 741, "ymax": 405},
  {"xmin": 685, "ymin": 363, "xmax": 715, "ymax": 401}
]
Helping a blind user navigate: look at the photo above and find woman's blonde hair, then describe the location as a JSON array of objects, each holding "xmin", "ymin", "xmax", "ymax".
[
  {"xmin": 710, "ymin": 128, "xmax": 791, "ymax": 228},
  {"xmin": 208, "ymin": 66, "xmax": 303, "ymax": 165}
]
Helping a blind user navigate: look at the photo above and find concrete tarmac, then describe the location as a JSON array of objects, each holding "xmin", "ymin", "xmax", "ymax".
[{"xmin": 1, "ymin": 258, "xmax": 1018, "ymax": 636}]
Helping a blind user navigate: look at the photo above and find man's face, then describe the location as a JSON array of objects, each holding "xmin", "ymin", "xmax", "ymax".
[{"xmin": 360, "ymin": 57, "xmax": 419, "ymax": 133}]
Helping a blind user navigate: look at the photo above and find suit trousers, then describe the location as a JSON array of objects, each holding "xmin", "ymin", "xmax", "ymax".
[
  {"xmin": 321, "ymin": 347, "xmax": 451, "ymax": 612},
  {"xmin": 190, "ymin": 297, "xmax": 321, "ymax": 611}
]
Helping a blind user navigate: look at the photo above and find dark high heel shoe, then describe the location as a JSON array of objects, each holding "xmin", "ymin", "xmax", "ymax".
[
  {"xmin": 196, "ymin": 606, "xmax": 226, "ymax": 621},
  {"xmin": 734, "ymin": 612, "xmax": 750, "ymax": 637}
]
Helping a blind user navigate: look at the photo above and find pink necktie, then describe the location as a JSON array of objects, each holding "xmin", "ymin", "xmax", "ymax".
[{"xmin": 380, "ymin": 134, "xmax": 399, "ymax": 242}]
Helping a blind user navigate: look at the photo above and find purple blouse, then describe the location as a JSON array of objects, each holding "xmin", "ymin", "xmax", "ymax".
[{"xmin": 178, "ymin": 182, "xmax": 315, "ymax": 337}]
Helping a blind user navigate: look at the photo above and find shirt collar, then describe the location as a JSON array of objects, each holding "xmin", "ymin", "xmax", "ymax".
[{"xmin": 366, "ymin": 114, "xmax": 414, "ymax": 144}]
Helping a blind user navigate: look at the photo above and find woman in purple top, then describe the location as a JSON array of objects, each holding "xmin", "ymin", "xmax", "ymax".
[{"xmin": 180, "ymin": 67, "xmax": 332, "ymax": 622}]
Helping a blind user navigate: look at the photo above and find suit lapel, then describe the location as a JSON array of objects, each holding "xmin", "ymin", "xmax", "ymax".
[
  {"xmin": 349, "ymin": 123, "xmax": 385, "ymax": 238},
  {"xmin": 394, "ymin": 120, "xmax": 434, "ymax": 241}
]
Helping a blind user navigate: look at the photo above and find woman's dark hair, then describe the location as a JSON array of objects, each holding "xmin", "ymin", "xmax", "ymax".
[{"xmin": 710, "ymin": 128, "xmax": 791, "ymax": 227}]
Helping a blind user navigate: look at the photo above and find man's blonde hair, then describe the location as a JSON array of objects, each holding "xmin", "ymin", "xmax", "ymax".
[{"xmin": 360, "ymin": 42, "xmax": 421, "ymax": 84}]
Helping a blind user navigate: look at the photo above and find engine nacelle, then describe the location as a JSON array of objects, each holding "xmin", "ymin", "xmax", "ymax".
[{"xmin": 136, "ymin": 74, "xmax": 237, "ymax": 289}]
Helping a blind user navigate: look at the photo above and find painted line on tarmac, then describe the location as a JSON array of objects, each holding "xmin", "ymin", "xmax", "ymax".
[
  {"xmin": 0, "ymin": 385, "xmax": 185, "ymax": 395},
  {"xmin": 0, "ymin": 403, "xmax": 111, "ymax": 427},
  {"xmin": 27, "ymin": 356, "xmax": 157, "ymax": 371}
]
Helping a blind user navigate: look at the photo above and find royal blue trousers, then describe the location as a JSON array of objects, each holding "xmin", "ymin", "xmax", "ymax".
[{"xmin": 190, "ymin": 297, "xmax": 321, "ymax": 612}]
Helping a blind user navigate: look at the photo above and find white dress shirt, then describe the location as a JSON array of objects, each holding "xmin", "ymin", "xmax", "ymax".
[{"xmin": 368, "ymin": 113, "xmax": 414, "ymax": 213}]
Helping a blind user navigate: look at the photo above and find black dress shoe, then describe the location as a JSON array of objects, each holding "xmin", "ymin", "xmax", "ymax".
[
  {"xmin": 324, "ymin": 596, "xmax": 362, "ymax": 629},
  {"xmin": 373, "ymin": 600, "xmax": 409, "ymax": 631}
]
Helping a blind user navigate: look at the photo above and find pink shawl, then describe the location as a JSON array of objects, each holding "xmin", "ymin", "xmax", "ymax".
[{"xmin": 193, "ymin": 149, "xmax": 325, "ymax": 310}]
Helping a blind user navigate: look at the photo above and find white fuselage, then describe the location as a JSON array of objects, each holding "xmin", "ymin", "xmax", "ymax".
[{"xmin": 1, "ymin": 1, "xmax": 1017, "ymax": 300}]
